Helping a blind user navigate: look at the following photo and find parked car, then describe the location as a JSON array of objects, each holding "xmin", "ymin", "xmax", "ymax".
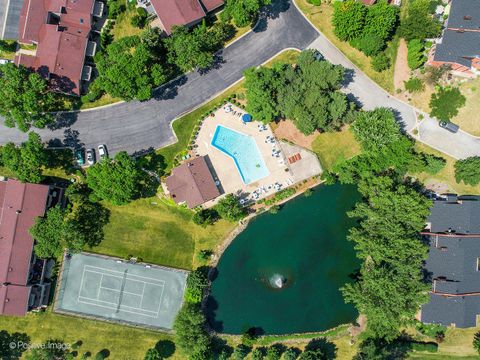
[
  {"xmin": 0, "ymin": 59, "xmax": 13, "ymax": 65},
  {"xmin": 74, "ymin": 149, "xmax": 85, "ymax": 166},
  {"xmin": 86, "ymin": 148, "xmax": 95, "ymax": 165},
  {"xmin": 439, "ymin": 121, "xmax": 459, "ymax": 133},
  {"xmin": 98, "ymin": 144, "xmax": 108, "ymax": 159}
]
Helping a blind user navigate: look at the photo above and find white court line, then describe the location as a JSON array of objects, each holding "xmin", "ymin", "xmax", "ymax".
[
  {"xmin": 78, "ymin": 296, "xmax": 159, "ymax": 314},
  {"xmin": 96, "ymin": 274, "xmax": 104, "ymax": 300},
  {"xmin": 84, "ymin": 265, "xmax": 166, "ymax": 285},
  {"xmin": 76, "ymin": 267, "xmax": 88, "ymax": 303},
  {"xmin": 77, "ymin": 299, "xmax": 158, "ymax": 318},
  {"xmin": 99, "ymin": 285, "xmax": 148, "ymax": 298},
  {"xmin": 84, "ymin": 268, "xmax": 165, "ymax": 288},
  {"xmin": 139, "ymin": 282, "xmax": 146, "ymax": 308}
]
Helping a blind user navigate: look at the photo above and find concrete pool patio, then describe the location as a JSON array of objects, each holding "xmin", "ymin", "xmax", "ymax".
[{"xmin": 194, "ymin": 104, "xmax": 322, "ymax": 205}]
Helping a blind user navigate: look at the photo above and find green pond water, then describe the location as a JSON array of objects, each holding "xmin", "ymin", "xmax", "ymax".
[{"xmin": 207, "ymin": 183, "xmax": 361, "ymax": 335}]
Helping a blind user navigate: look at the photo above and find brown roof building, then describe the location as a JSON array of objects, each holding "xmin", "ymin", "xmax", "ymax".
[
  {"xmin": 165, "ymin": 156, "xmax": 221, "ymax": 208},
  {"xmin": 146, "ymin": 0, "xmax": 224, "ymax": 35},
  {"xmin": 14, "ymin": 0, "xmax": 104, "ymax": 95},
  {"xmin": 0, "ymin": 179, "xmax": 52, "ymax": 316}
]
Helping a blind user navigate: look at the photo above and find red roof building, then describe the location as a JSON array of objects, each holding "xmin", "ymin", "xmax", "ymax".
[
  {"xmin": 147, "ymin": 0, "xmax": 224, "ymax": 35},
  {"xmin": 165, "ymin": 156, "xmax": 221, "ymax": 208},
  {"xmin": 14, "ymin": 0, "xmax": 104, "ymax": 95},
  {"xmin": 0, "ymin": 179, "xmax": 51, "ymax": 316}
]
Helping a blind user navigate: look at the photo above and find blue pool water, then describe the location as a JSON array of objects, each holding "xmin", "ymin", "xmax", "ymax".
[{"xmin": 211, "ymin": 125, "xmax": 269, "ymax": 184}]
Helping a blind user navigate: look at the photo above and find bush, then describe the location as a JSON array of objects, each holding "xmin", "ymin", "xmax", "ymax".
[
  {"xmin": 262, "ymin": 188, "xmax": 296, "ymax": 206},
  {"xmin": 404, "ymin": 77, "xmax": 424, "ymax": 93},
  {"xmin": 184, "ymin": 267, "xmax": 209, "ymax": 303},
  {"xmin": 131, "ymin": 7, "xmax": 149, "ymax": 28},
  {"xmin": 241, "ymin": 328, "xmax": 258, "ymax": 346},
  {"xmin": 473, "ymin": 331, "xmax": 480, "ymax": 354},
  {"xmin": 454, "ymin": 156, "xmax": 480, "ymax": 185},
  {"xmin": 351, "ymin": 34, "xmax": 385, "ymax": 56},
  {"xmin": 415, "ymin": 321, "xmax": 446, "ymax": 338},
  {"xmin": 107, "ymin": 0, "xmax": 125, "ymax": 19},
  {"xmin": 407, "ymin": 39, "xmax": 426, "ymax": 70},
  {"xmin": 215, "ymin": 194, "xmax": 247, "ymax": 222},
  {"xmin": 269, "ymin": 205, "xmax": 280, "ymax": 214},
  {"xmin": 422, "ymin": 154, "xmax": 446, "ymax": 175},
  {"xmin": 371, "ymin": 52, "xmax": 390, "ymax": 72}
]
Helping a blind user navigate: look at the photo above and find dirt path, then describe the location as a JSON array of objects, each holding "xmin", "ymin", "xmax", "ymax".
[
  {"xmin": 272, "ymin": 119, "xmax": 318, "ymax": 150},
  {"xmin": 393, "ymin": 39, "xmax": 410, "ymax": 91}
]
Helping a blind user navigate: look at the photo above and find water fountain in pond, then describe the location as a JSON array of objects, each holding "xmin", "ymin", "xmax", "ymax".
[{"xmin": 269, "ymin": 273, "xmax": 286, "ymax": 289}]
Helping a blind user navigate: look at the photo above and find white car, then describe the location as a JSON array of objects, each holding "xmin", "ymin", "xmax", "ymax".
[
  {"xmin": 0, "ymin": 59, "xmax": 13, "ymax": 65},
  {"xmin": 98, "ymin": 144, "xmax": 108, "ymax": 160},
  {"xmin": 86, "ymin": 148, "xmax": 95, "ymax": 165}
]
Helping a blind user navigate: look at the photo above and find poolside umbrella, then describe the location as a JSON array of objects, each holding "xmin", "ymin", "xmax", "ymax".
[{"xmin": 242, "ymin": 114, "xmax": 252, "ymax": 123}]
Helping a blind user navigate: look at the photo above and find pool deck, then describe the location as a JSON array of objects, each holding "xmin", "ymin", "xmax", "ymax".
[{"xmin": 194, "ymin": 104, "xmax": 322, "ymax": 206}]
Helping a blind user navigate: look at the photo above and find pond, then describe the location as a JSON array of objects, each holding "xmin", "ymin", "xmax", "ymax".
[{"xmin": 207, "ymin": 183, "xmax": 361, "ymax": 335}]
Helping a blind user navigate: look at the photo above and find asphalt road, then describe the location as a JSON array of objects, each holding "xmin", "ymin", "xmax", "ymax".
[
  {"xmin": 0, "ymin": 0, "xmax": 318, "ymax": 155},
  {"xmin": 1, "ymin": 0, "xmax": 479, "ymax": 159}
]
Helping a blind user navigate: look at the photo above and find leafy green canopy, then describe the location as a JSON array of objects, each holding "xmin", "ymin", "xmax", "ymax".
[
  {"xmin": 454, "ymin": 156, "xmax": 480, "ymax": 186},
  {"xmin": 399, "ymin": 0, "xmax": 442, "ymax": 41},
  {"xmin": 1, "ymin": 132, "xmax": 48, "ymax": 183},
  {"xmin": 86, "ymin": 151, "xmax": 143, "ymax": 205},
  {"xmin": 215, "ymin": 194, "xmax": 247, "ymax": 222},
  {"xmin": 173, "ymin": 303, "xmax": 212, "ymax": 359},
  {"xmin": 94, "ymin": 34, "xmax": 169, "ymax": 101},
  {"xmin": 221, "ymin": 0, "xmax": 271, "ymax": 27},
  {"xmin": 184, "ymin": 267, "xmax": 209, "ymax": 304},
  {"xmin": 342, "ymin": 175, "xmax": 432, "ymax": 340},
  {"xmin": 429, "ymin": 87, "xmax": 466, "ymax": 122},
  {"xmin": 0, "ymin": 64, "xmax": 56, "ymax": 132},
  {"xmin": 407, "ymin": 39, "xmax": 426, "ymax": 70}
]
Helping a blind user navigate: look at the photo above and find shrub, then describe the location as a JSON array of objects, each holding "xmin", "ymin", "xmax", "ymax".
[
  {"xmin": 454, "ymin": 156, "xmax": 480, "ymax": 185},
  {"xmin": 184, "ymin": 267, "xmax": 209, "ymax": 303},
  {"xmin": 473, "ymin": 331, "xmax": 480, "ymax": 354},
  {"xmin": 404, "ymin": 77, "xmax": 424, "ymax": 93},
  {"xmin": 415, "ymin": 321, "xmax": 446, "ymax": 338},
  {"xmin": 351, "ymin": 34, "xmax": 385, "ymax": 56},
  {"xmin": 241, "ymin": 328, "xmax": 258, "ymax": 346},
  {"xmin": 107, "ymin": 0, "xmax": 125, "ymax": 19},
  {"xmin": 407, "ymin": 39, "xmax": 426, "ymax": 70},
  {"xmin": 269, "ymin": 205, "xmax": 280, "ymax": 214},
  {"xmin": 410, "ymin": 341, "xmax": 438, "ymax": 353},
  {"xmin": 371, "ymin": 52, "xmax": 390, "ymax": 72}
]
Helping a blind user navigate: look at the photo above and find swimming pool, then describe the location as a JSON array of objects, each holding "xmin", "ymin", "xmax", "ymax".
[{"xmin": 211, "ymin": 125, "xmax": 269, "ymax": 184}]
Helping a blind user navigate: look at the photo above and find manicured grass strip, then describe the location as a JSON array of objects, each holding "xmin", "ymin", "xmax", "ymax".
[
  {"xmin": 95, "ymin": 197, "xmax": 236, "ymax": 270},
  {"xmin": 311, "ymin": 125, "xmax": 361, "ymax": 171},
  {"xmin": 0, "ymin": 309, "xmax": 179, "ymax": 359},
  {"xmin": 256, "ymin": 324, "xmax": 350, "ymax": 345}
]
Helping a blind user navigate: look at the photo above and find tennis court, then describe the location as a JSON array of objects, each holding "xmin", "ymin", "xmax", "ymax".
[{"xmin": 55, "ymin": 252, "xmax": 188, "ymax": 330}]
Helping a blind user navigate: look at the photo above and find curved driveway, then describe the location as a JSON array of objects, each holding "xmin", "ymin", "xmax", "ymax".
[
  {"xmin": 0, "ymin": 0, "xmax": 318, "ymax": 154},
  {"xmin": 1, "ymin": 0, "xmax": 479, "ymax": 159}
]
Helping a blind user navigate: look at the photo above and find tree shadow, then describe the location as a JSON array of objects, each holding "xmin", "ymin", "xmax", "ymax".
[
  {"xmin": 155, "ymin": 339, "xmax": 175, "ymax": 358},
  {"xmin": 255, "ymin": 0, "xmax": 291, "ymax": 33},
  {"xmin": 0, "ymin": 330, "xmax": 30, "ymax": 359},
  {"xmin": 152, "ymin": 75, "xmax": 188, "ymax": 101},
  {"xmin": 48, "ymin": 111, "xmax": 79, "ymax": 130}
]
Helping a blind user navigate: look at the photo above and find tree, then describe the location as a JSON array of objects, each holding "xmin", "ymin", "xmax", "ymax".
[
  {"xmin": 192, "ymin": 208, "xmax": 219, "ymax": 226},
  {"xmin": 144, "ymin": 348, "xmax": 162, "ymax": 360},
  {"xmin": 0, "ymin": 330, "xmax": 30, "ymax": 360},
  {"xmin": 86, "ymin": 151, "xmax": 143, "ymax": 205},
  {"xmin": 351, "ymin": 34, "xmax": 385, "ymax": 56},
  {"xmin": 0, "ymin": 63, "xmax": 56, "ymax": 132},
  {"xmin": 233, "ymin": 344, "xmax": 251, "ymax": 360},
  {"xmin": 333, "ymin": 0, "xmax": 367, "ymax": 41},
  {"xmin": 221, "ymin": 0, "xmax": 271, "ymax": 27},
  {"xmin": 215, "ymin": 194, "xmax": 247, "ymax": 222},
  {"xmin": 184, "ymin": 267, "xmax": 209, "ymax": 303},
  {"xmin": 421, "ymin": 153, "xmax": 446, "ymax": 175},
  {"xmin": 165, "ymin": 25, "xmax": 216, "ymax": 72},
  {"xmin": 30, "ymin": 206, "xmax": 66, "ymax": 259},
  {"xmin": 454, "ymin": 157, "xmax": 480, "ymax": 186},
  {"xmin": 351, "ymin": 108, "xmax": 401, "ymax": 152},
  {"xmin": 266, "ymin": 345, "xmax": 282, "ymax": 360},
  {"xmin": 244, "ymin": 65, "xmax": 284, "ymax": 123},
  {"xmin": 404, "ymin": 77, "xmax": 424, "ymax": 93},
  {"xmin": 473, "ymin": 331, "xmax": 480, "ymax": 355},
  {"xmin": 399, "ymin": 0, "xmax": 441, "ymax": 41},
  {"xmin": 407, "ymin": 39, "xmax": 426, "ymax": 70},
  {"xmin": 362, "ymin": 0, "xmax": 398, "ymax": 42},
  {"xmin": 429, "ymin": 87, "xmax": 466, "ymax": 121},
  {"xmin": 371, "ymin": 52, "xmax": 390, "ymax": 72},
  {"xmin": 173, "ymin": 303, "xmax": 212, "ymax": 358},
  {"xmin": 1, "ymin": 132, "xmax": 48, "ymax": 183},
  {"xmin": 251, "ymin": 347, "xmax": 265, "ymax": 360},
  {"xmin": 131, "ymin": 7, "xmax": 149, "ymax": 29},
  {"xmin": 298, "ymin": 349, "xmax": 326, "ymax": 360},
  {"xmin": 283, "ymin": 348, "xmax": 300, "ymax": 360},
  {"xmin": 341, "ymin": 176, "xmax": 432, "ymax": 340},
  {"xmin": 94, "ymin": 35, "xmax": 168, "ymax": 101}
]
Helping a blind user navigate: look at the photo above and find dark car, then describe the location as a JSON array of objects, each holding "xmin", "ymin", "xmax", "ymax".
[
  {"xmin": 75, "ymin": 149, "xmax": 85, "ymax": 166},
  {"xmin": 439, "ymin": 121, "xmax": 459, "ymax": 133}
]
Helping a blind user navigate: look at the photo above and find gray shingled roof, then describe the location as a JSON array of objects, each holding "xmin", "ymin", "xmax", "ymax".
[
  {"xmin": 428, "ymin": 195, "xmax": 480, "ymax": 234},
  {"xmin": 434, "ymin": 30, "xmax": 480, "ymax": 68},
  {"xmin": 0, "ymin": 0, "xmax": 22, "ymax": 40},
  {"xmin": 421, "ymin": 293, "xmax": 480, "ymax": 328},
  {"xmin": 447, "ymin": 0, "xmax": 480, "ymax": 30},
  {"xmin": 424, "ymin": 235, "xmax": 480, "ymax": 294}
]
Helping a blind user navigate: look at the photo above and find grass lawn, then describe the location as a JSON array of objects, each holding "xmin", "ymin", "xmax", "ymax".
[
  {"xmin": 0, "ymin": 309, "xmax": 178, "ymax": 359},
  {"xmin": 411, "ymin": 143, "xmax": 480, "ymax": 195},
  {"xmin": 311, "ymin": 126, "xmax": 361, "ymax": 171},
  {"xmin": 94, "ymin": 197, "xmax": 236, "ymax": 270},
  {"xmin": 294, "ymin": 0, "xmax": 399, "ymax": 93},
  {"xmin": 111, "ymin": 9, "xmax": 144, "ymax": 40},
  {"xmin": 452, "ymin": 78, "xmax": 480, "ymax": 136},
  {"xmin": 79, "ymin": 93, "xmax": 123, "ymax": 110}
]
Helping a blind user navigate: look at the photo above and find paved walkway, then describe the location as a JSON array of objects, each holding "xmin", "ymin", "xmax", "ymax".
[{"xmin": 1, "ymin": 0, "xmax": 479, "ymax": 159}]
